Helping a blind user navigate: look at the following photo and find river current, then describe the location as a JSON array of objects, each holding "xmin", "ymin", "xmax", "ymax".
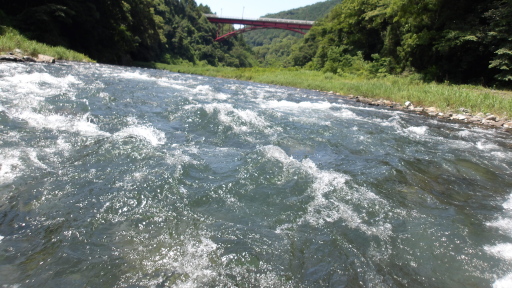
[{"xmin": 0, "ymin": 62, "xmax": 512, "ymax": 287}]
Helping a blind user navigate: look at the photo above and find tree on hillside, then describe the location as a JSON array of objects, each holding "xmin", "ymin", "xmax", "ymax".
[{"xmin": 291, "ymin": 0, "xmax": 512, "ymax": 85}]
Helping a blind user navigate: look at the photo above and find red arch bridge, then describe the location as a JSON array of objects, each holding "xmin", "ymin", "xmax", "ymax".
[{"xmin": 204, "ymin": 14, "xmax": 314, "ymax": 41}]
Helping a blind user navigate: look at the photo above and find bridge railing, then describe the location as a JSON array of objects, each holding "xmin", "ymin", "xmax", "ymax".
[{"xmin": 204, "ymin": 14, "xmax": 315, "ymax": 25}]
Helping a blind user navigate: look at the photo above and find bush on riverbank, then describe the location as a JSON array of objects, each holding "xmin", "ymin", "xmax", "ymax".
[
  {"xmin": 136, "ymin": 62, "xmax": 512, "ymax": 119},
  {"xmin": 0, "ymin": 26, "xmax": 93, "ymax": 62}
]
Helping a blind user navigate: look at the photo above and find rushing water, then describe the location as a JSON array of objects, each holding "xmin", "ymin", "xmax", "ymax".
[{"xmin": 0, "ymin": 62, "xmax": 512, "ymax": 287}]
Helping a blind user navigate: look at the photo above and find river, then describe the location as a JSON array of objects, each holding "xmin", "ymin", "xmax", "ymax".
[{"xmin": 0, "ymin": 62, "xmax": 511, "ymax": 287}]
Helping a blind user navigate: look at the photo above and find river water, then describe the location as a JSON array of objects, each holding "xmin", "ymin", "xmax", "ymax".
[{"xmin": 0, "ymin": 62, "xmax": 511, "ymax": 287}]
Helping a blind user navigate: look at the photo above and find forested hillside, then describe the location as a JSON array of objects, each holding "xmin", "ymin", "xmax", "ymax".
[
  {"xmin": 291, "ymin": 0, "xmax": 512, "ymax": 85},
  {"xmin": 0, "ymin": 0, "xmax": 256, "ymax": 67},
  {"xmin": 242, "ymin": 0, "xmax": 339, "ymax": 67},
  {"xmin": 243, "ymin": 0, "xmax": 340, "ymax": 47}
]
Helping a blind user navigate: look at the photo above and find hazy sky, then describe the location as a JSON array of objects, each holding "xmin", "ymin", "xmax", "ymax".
[{"xmin": 197, "ymin": 0, "xmax": 324, "ymax": 19}]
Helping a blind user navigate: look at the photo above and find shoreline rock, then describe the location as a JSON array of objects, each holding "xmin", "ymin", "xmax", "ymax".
[
  {"xmin": 0, "ymin": 49, "xmax": 55, "ymax": 64},
  {"xmin": 344, "ymin": 94, "xmax": 511, "ymax": 133}
]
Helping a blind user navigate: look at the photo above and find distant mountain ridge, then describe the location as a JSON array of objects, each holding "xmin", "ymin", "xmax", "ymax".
[{"xmin": 262, "ymin": 0, "xmax": 340, "ymax": 21}]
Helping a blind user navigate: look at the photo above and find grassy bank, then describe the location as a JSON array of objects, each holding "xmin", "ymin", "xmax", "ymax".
[
  {"xmin": 136, "ymin": 62, "xmax": 512, "ymax": 118},
  {"xmin": 0, "ymin": 26, "xmax": 93, "ymax": 62}
]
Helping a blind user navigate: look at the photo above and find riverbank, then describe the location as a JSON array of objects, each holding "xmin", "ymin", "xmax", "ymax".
[
  {"xmin": 136, "ymin": 62, "xmax": 512, "ymax": 131},
  {"xmin": 0, "ymin": 26, "xmax": 93, "ymax": 62}
]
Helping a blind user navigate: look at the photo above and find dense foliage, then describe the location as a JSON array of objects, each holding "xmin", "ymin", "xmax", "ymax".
[
  {"xmin": 0, "ymin": 0, "xmax": 256, "ymax": 66},
  {"xmin": 291, "ymin": 0, "xmax": 512, "ymax": 85}
]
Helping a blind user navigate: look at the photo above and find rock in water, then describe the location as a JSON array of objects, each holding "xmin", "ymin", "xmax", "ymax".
[{"xmin": 23, "ymin": 56, "xmax": 37, "ymax": 62}]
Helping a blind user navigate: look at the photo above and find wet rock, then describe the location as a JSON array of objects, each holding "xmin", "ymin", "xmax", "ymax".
[
  {"xmin": 494, "ymin": 121, "xmax": 505, "ymax": 127},
  {"xmin": 425, "ymin": 107, "xmax": 438, "ymax": 116},
  {"xmin": 425, "ymin": 107, "xmax": 437, "ymax": 113},
  {"xmin": 484, "ymin": 120, "xmax": 505, "ymax": 127},
  {"xmin": 504, "ymin": 122, "xmax": 512, "ymax": 128},
  {"xmin": 469, "ymin": 117, "xmax": 483, "ymax": 124},
  {"xmin": 452, "ymin": 114, "xmax": 468, "ymax": 121},
  {"xmin": 381, "ymin": 100, "xmax": 393, "ymax": 107},
  {"xmin": 22, "ymin": 56, "xmax": 37, "ymax": 62},
  {"xmin": 485, "ymin": 115, "xmax": 497, "ymax": 122}
]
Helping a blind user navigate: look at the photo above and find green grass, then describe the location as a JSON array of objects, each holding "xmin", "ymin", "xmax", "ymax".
[
  {"xmin": 0, "ymin": 26, "xmax": 93, "ymax": 62},
  {"xmin": 136, "ymin": 62, "xmax": 512, "ymax": 118}
]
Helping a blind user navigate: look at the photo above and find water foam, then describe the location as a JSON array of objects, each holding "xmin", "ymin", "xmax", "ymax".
[
  {"xmin": 0, "ymin": 150, "xmax": 23, "ymax": 185},
  {"xmin": 192, "ymin": 85, "xmax": 230, "ymax": 100},
  {"xmin": 405, "ymin": 126, "xmax": 429, "ymax": 135},
  {"xmin": 0, "ymin": 148, "xmax": 50, "ymax": 185},
  {"xmin": 494, "ymin": 274, "xmax": 512, "ymax": 288},
  {"xmin": 13, "ymin": 111, "xmax": 109, "ymax": 136},
  {"xmin": 116, "ymin": 71, "xmax": 155, "ymax": 81},
  {"xmin": 485, "ymin": 194, "xmax": 512, "ymax": 287},
  {"xmin": 114, "ymin": 125, "xmax": 166, "ymax": 146},
  {"xmin": 0, "ymin": 72, "xmax": 81, "ymax": 99},
  {"xmin": 260, "ymin": 100, "xmax": 334, "ymax": 110},
  {"xmin": 261, "ymin": 146, "xmax": 392, "ymax": 238},
  {"xmin": 186, "ymin": 103, "xmax": 271, "ymax": 134}
]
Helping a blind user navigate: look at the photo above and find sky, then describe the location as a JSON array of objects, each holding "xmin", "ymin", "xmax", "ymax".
[{"xmin": 197, "ymin": 0, "xmax": 324, "ymax": 19}]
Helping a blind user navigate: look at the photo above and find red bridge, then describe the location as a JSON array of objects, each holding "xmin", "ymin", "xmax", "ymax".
[{"xmin": 204, "ymin": 14, "xmax": 314, "ymax": 41}]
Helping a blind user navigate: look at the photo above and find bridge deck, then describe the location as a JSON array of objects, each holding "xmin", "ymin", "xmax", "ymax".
[{"xmin": 204, "ymin": 14, "xmax": 314, "ymax": 29}]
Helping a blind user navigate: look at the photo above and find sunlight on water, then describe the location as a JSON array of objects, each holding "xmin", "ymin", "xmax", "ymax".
[{"xmin": 0, "ymin": 62, "xmax": 512, "ymax": 287}]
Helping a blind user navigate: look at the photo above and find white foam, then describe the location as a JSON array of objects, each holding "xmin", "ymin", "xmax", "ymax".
[
  {"xmin": 192, "ymin": 85, "xmax": 230, "ymax": 100},
  {"xmin": 260, "ymin": 100, "xmax": 334, "ymax": 110},
  {"xmin": 186, "ymin": 103, "xmax": 271, "ymax": 134},
  {"xmin": 116, "ymin": 71, "xmax": 154, "ymax": 81},
  {"xmin": 457, "ymin": 130, "xmax": 472, "ymax": 138},
  {"xmin": 13, "ymin": 111, "xmax": 109, "ymax": 137},
  {"xmin": 261, "ymin": 145, "xmax": 392, "ymax": 238},
  {"xmin": 119, "ymin": 236, "xmax": 222, "ymax": 287},
  {"xmin": 485, "ymin": 243, "xmax": 512, "ymax": 260},
  {"xmin": 504, "ymin": 196, "xmax": 512, "ymax": 210},
  {"xmin": 477, "ymin": 140, "xmax": 500, "ymax": 151},
  {"xmin": 488, "ymin": 218, "xmax": 512, "ymax": 236},
  {"xmin": 486, "ymin": 194, "xmax": 512, "ymax": 287},
  {"xmin": 0, "ymin": 150, "xmax": 24, "ymax": 185},
  {"xmin": 488, "ymin": 195, "xmax": 512, "ymax": 236},
  {"xmin": 114, "ymin": 125, "xmax": 166, "ymax": 146},
  {"xmin": 165, "ymin": 148, "xmax": 200, "ymax": 177},
  {"xmin": 405, "ymin": 126, "xmax": 429, "ymax": 135},
  {"xmin": 0, "ymin": 235, "xmax": 3, "ymax": 242},
  {"xmin": 0, "ymin": 73, "xmax": 81, "ymax": 98},
  {"xmin": 493, "ymin": 273, "xmax": 512, "ymax": 288},
  {"xmin": 336, "ymin": 109, "xmax": 358, "ymax": 119}
]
